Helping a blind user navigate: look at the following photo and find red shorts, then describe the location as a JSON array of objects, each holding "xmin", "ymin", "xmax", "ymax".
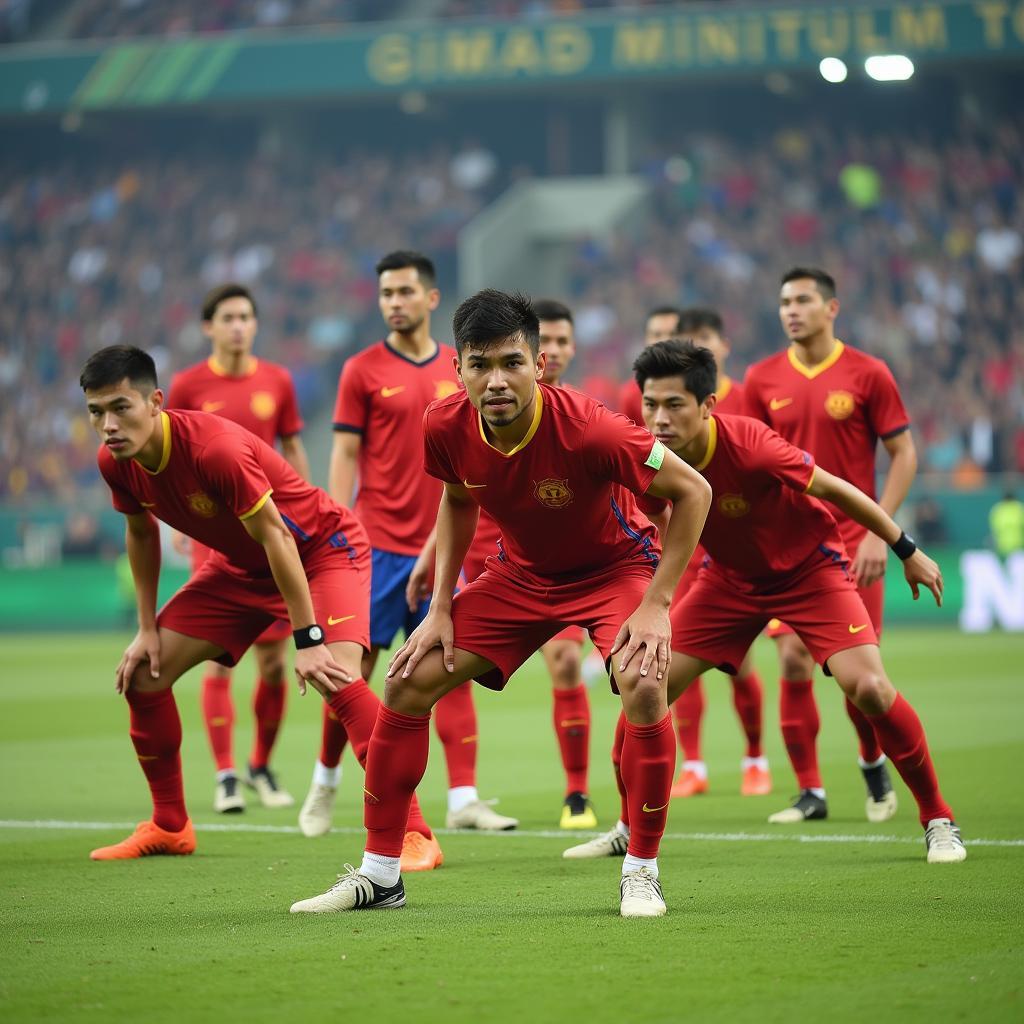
[
  {"xmin": 451, "ymin": 557, "xmax": 654, "ymax": 690},
  {"xmin": 163, "ymin": 519, "xmax": 371, "ymax": 667},
  {"xmin": 765, "ymin": 574, "xmax": 884, "ymax": 639},
  {"xmin": 671, "ymin": 551, "xmax": 878, "ymax": 677},
  {"xmin": 191, "ymin": 540, "xmax": 291, "ymax": 647}
]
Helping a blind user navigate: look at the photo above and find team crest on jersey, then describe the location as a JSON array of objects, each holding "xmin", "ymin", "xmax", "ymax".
[
  {"xmin": 250, "ymin": 391, "xmax": 277, "ymax": 420},
  {"xmin": 825, "ymin": 390, "xmax": 856, "ymax": 420},
  {"xmin": 435, "ymin": 380, "xmax": 460, "ymax": 400},
  {"xmin": 718, "ymin": 493, "xmax": 750, "ymax": 518},
  {"xmin": 187, "ymin": 491, "xmax": 219, "ymax": 518},
  {"xmin": 534, "ymin": 478, "xmax": 573, "ymax": 509}
]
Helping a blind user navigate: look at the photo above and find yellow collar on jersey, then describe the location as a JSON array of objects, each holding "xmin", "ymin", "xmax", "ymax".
[
  {"xmin": 694, "ymin": 415, "xmax": 718, "ymax": 472},
  {"xmin": 137, "ymin": 411, "xmax": 173, "ymax": 476},
  {"xmin": 208, "ymin": 355, "xmax": 259, "ymax": 378},
  {"xmin": 787, "ymin": 340, "xmax": 845, "ymax": 380},
  {"xmin": 477, "ymin": 386, "xmax": 544, "ymax": 458}
]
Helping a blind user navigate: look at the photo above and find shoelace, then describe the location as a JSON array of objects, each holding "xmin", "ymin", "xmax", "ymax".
[
  {"xmin": 623, "ymin": 869, "xmax": 660, "ymax": 901},
  {"xmin": 330, "ymin": 864, "xmax": 361, "ymax": 890},
  {"xmin": 926, "ymin": 821, "xmax": 959, "ymax": 847},
  {"xmin": 309, "ymin": 786, "xmax": 333, "ymax": 814}
]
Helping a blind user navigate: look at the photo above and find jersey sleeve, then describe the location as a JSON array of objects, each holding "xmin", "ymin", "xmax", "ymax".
[
  {"xmin": 332, "ymin": 358, "xmax": 369, "ymax": 434},
  {"xmin": 754, "ymin": 425, "xmax": 816, "ymax": 492},
  {"xmin": 198, "ymin": 432, "xmax": 275, "ymax": 519},
  {"xmin": 97, "ymin": 451, "xmax": 144, "ymax": 515},
  {"xmin": 866, "ymin": 361, "xmax": 911, "ymax": 439},
  {"xmin": 275, "ymin": 370, "xmax": 304, "ymax": 437},
  {"xmin": 582, "ymin": 404, "xmax": 661, "ymax": 495},
  {"xmin": 422, "ymin": 409, "xmax": 460, "ymax": 485}
]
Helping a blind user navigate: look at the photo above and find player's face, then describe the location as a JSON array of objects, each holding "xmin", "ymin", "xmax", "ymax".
[
  {"xmin": 644, "ymin": 313, "xmax": 680, "ymax": 346},
  {"xmin": 641, "ymin": 376, "xmax": 714, "ymax": 454},
  {"xmin": 203, "ymin": 296, "xmax": 257, "ymax": 358},
  {"xmin": 85, "ymin": 379, "xmax": 164, "ymax": 461},
  {"xmin": 779, "ymin": 279, "xmax": 838, "ymax": 343},
  {"xmin": 378, "ymin": 267, "xmax": 440, "ymax": 335},
  {"xmin": 687, "ymin": 327, "xmax": 730, "ymax": 370},
  {"xmin": 538, "ymin": 318, "xmax": 575, "ymax": 384},
  {"xmin": 457, "ymin": 336, "xmax": 545, "ymax": 428}
]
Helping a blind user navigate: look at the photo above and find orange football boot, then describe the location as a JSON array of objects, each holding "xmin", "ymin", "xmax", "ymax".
[
  {"xmin": 670, "ymin": 769, "xmax": 708, "ymax": 799},
  {"xmin": 399, "ymin": 830, "xmax": 444, "ymax": 872},
  {"xmin": 90, "ymin": 819, "xmax": 196, "ymax": 860},
  {"xmin": 741, "ymin": 764, "xmax": 773, "ymax": 796}
]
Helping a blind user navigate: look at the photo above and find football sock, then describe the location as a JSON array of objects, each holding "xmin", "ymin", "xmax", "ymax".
[
  {"xmin": 552, "ymin": 685, "xmax": 591, "ymax": 795},
  {"xmin": 360, "ymin": 851, "xmax": 401, "ymax": 888},
  {"xmin": 447, "ymin": 785, "xmax": 479, "ymax": 813},
  {"xmin": 127, "ymin": 688, "xmax": 187, "ymax": 833},
  {"xmin": 612, "ymin": 711, "xmax": 629, "ymax": 828},
  {"xmin": 200, "ymin": 674, "xmax": 234, "ymax": 773},
  {"xmin": 433, "ymin": 681, "xmax": 478, "ymax": 789},
  {"xmin": 250, "ymin": 678, "xmax": 286, "ymax": 769},
  {"xmin": 619, "ymin": 713, "xmax": 675, "ymax": 860},
  {"xmin": 779, "ymin": 678, "xmax": 822, "ymax": 790},
  {"xmin": 312, "ymin": 761, "xmax": 340, "ymax": 788},
  {"xmin": 866, "ymin": 693, "xmax": 954, "ymax": 826},
  {"xmin": 318, "ymin": 702, "xmax": 349, "ymax": 770},
  {"xmin": 364, "ymin": 705, "xmax": 431, "ymax": 858},
  {"xmin": 671, "ymin": 677, "xmax": 704, "ymax": 762},
  {"xmin": 731, "ymin": 670, "xmax": 764, "ymax": 758},
  {"xmin": 682, "ymin": 759, "xmax": 707, "ymax": 779},
  {"xmin": 845, "ymin": 696, "xmax": 885, "ymax": 763},
  {"xmin": 622, "ymin": 854, "xmax": 658, "ymax": 879}
]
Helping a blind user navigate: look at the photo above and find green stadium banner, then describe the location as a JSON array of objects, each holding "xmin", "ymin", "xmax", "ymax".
[{"xmin": 1, "ymin": 2, "xmax": 1023, "ymax": 114}]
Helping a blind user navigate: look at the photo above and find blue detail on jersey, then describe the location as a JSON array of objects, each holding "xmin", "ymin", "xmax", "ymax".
[
  {"xmin": 610, "ymin": 496, "xmax": 660, "ymax": 568},
  {"xmin": 329, "ymin": 530, "xmax": 357, "ymax": 560},
  {"xmin": 818, "ymin": 543, "xmax": 852, "ymax": 580},
  {"xmin": 280, "ymin": 513, "xmax": 311, "ymax": 542}
]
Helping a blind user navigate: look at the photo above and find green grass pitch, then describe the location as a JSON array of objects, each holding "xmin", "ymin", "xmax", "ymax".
[{"xmin": 2, "ymin": 628, "xmax": 1022, "ymax": 1023}]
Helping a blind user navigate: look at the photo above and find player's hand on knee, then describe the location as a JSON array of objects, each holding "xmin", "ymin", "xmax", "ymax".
[
  {"xmin": 611, "ymin": 602, "xmax": 672, "ymax": 681},
  {"xmin": 387, "ymin": 610, "xmax": 454, "ymax": 679},
  {"xmin": 116, "ymin": 628, "xmax": 161, "ymax": 694},
  {"xmin": 294, "ymin": 646, "xmax": 353, "ymax": 697},
  {"xmin": 852, "ymin": 533, "xmax": 887, "ymax": 588},
  {"xmin": 903, "ymin": 549, "xmax": 943, "ymax": 606}
]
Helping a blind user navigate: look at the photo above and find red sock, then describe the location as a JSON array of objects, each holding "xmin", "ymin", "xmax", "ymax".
[
  {"xmin": 250, "ymin": 679, "xmax": 286, "ymax": 769},
  {"xmin": 552, "ymin": 686, "xmax": 591, "ymax": 794},
  {"xmin": 731, "ymin": 671, "xmax": 764, "ymax": 759},
  {"xmin": 845, "ymin": 697, "xmax": 884, "ymax": 763},
  {"xmin": 327, "ymin": 681, "xmax": 432, "ymax": 839},
  {"xmin": 127, "ymin": 688, "xmax": 187, "ymax": 832},
  {"xmin": 364, "ymin": 705, "xmax": 432, "ymax": 857},
  {"xmin": 866, "ymin": 693, "xmax": 954, "ymax": 826},
  {"xmin": 619, "ymin": 713, "xmax": 676, "ymax": 859},
  {"xmin": 318, "ymin": 702, "xmax": 349, "ymax": 769},
  {"xmin": 200, "ymin": 674, "xmax": 234, "ymax": 773},
  {"xmin": 612, "ymin": 711, "xmax": 629, "ymax": 827},
  {"xmin": 780, "ymin": 679, "xmax": 821, "ymax": 789},
  {"xmin": 672, "ymin": 678, "xmax": 704, "ymax": 762},
  {"xmin": 433, "ymin": 682, "xmax": 478, "ymax": 789}
]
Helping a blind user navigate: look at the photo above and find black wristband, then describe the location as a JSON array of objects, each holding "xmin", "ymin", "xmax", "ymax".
[
  {"xmin": 293, "ymin": 624, "xmax": 325, "ymax": 649},
  {"xmin": 890, "ymin": 531, "xmax": 917, "ymax": 561}
]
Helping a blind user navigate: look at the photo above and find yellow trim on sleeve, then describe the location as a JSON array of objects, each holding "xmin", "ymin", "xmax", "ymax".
[
  {"xmin": 694, "ymin": 415, "xmax": 718, "ymax": 472},
  {"xmin": 137, "ymin": 411, "xmax": 173, "ymax": 476},
  {"xmin": 803, "ymin": 467, "xmax": 817, "ymax": 493},
  {"xmin": 238, "ymin": 488, "xmax": 273, "ymax": 520},
  {"xmin": 787, "ymin": 340, "xmax": 845, "ymax": 380},
  {"xmin": 476, "ymin": 387, "xmax": 544, "ymax": 457}
]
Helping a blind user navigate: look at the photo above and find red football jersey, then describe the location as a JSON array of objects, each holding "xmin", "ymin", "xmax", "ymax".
[
  {"xmin": 425, "ymin": 383, "xmax": 662, "ymax": 583},
  {"xmin": 166, "ymin": 357, "xmax": 303, "ymax": 446},
  {"xmin": 692, "ymin": 415, "xmax": 839, "ymax": 589},
  {"xmin": 622, "ymin": 373, "xmax": 745, "ymax": 426},
  {"xmin": 99, "ymin": 410, "xmax": 355, "ymax": 576},
  {"xmin": 333, "ymin": 340, "xmax": 460, "ymax": 556},
  {"xmin": 743, "ymin": 342, "xmax": 909, "ymax": 551}
]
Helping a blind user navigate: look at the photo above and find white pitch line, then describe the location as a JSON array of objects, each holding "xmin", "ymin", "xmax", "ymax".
[{"xmin": 2, "ymin": 819, "xmax": 1022, "ymax": 848}]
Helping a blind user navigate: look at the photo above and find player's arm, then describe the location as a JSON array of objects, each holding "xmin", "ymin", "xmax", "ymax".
[
  {"xmin": 280, "ymin": 434, "xmax": 311, "ymax": 483},
  {"xmin": 115, "ymin": 511, "xmax": 163, "ymax": 693},
  {"xmin": 613, "ymin": 452, "xmax": 712, "ymax": 680},
  {"xmin": 327, "ymin": 431, "xmax": 360, "ymax": 507},
  {"xmin": 241, "ymin": 497, "xmax": 353, "ymax": 695},
  {"xmin": 405, "ymin": 524, "xmax": 437, "ymax": 613},
  {"xmin": 388, "ymin": 483, "xmax": 479, "ymax": 679},
  {"xmin": 852, "ymin": 429, "xmax": 918, "ymax": 587},
  {"xmin": 807, "ymin": 467, "xmax": 941, "ymax": 606}
]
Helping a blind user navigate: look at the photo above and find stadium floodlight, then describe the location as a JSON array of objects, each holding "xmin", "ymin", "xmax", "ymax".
[
  {"xmin": 819, "ymin": 58, "xmax": 848, "ymax": 84},
  {"xmin": 864, "ymin": 54, "xmax": 915, "ymax": 81}
]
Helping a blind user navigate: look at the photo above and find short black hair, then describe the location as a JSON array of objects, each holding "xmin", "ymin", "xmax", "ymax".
[
  {"xmin": 453, "ymin": 289, "xmax": 539, "ymax": 358},
  {"xmin": 646, "ymin": 305, "xmax": 683, "ymax": 323},
  {"xmin": 375, "ymin": 250, "xmax": 437, "ymax": 288},
  {"xmin": 202, "ymin": 282, "xmax": 257, "ymax": 322},
  {"xmin": 80, "ymin": 346, "xmax": 158, "ymax": 393},
  {"xmin": 533, "ymin": 298, "xmax": 574, "ymax": 325},
  {"xmin": 633, "ymin": 340, "xmax": 717, "ymax": 402},
  {"xmin": 781, "ymin": 266, "xmax": 836, "ymax": 301},
  {"xmin": 677, "ymin": 307, "xmax": 724, "ymax": 336}
]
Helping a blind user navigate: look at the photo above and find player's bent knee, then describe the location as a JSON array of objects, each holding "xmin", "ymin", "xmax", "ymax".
[
  {"xmin": 840, "ymin": 670, "xmax": 893, "ymax": 715},
  {"xmin": 256, "ymin": 651, "xmax": 287, "ymax": 685},
  {"xmin": 382, "ymin": 667, "xmax": 448, "ymax": 716},
  {"xmin": 779, "ymin": 648, "xmax": 815, "ymax": 680},
  {"xmin": 617, "ymin": 671, "xmax": 667, "ymax": 723}
]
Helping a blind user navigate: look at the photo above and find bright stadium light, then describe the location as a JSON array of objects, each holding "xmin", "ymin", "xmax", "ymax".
[
  {"xmin": 819, "ymin": 58, "xmax": 848, "ymax": 83},
  {"xmin": 864, "ymin": 54, "xmax": 915, "ymax": 81}
]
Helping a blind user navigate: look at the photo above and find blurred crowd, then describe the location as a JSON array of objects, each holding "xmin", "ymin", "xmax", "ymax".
[{"xmin": 2, "ymin": 112, "xmax": 1021, "ymax": 501}]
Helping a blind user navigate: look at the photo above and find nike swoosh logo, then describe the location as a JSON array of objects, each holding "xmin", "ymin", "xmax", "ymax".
[
  {"xmin": 327, "ymin": 615, "xmax": 355, "ymax": 626},
  {"xmin": 642, "ymin": 801, "xmax": 669, "ymax": 813},
  {"xmin": 848, "ymin": 624, "xmax": 869, "ymax": 634},
  {"xmin": 463, "ymin": 480, "xmax": 486, "ymax": 489},
  {"xmin": 769, "ymin": 397, "xmax": 793, "ymax": 410},
  {"xmin": 201, "ymin": 400, "xmax": 226, "ymax": 413},
  {"xmin": 380, "ymin": 386, "xmax": 406, "ymax": 398},
  {"xmin": 140, "ymin": 501, "xmax": 156, "ymax": 508},
  {"xmin": 559, "ymin": 719, "xmax": 589, "ymax": 728}
]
